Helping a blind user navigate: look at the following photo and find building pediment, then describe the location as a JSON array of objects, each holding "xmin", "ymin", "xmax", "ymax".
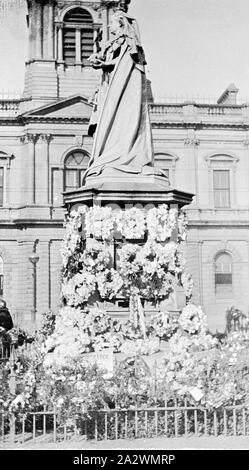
[{"xmin": 23, "ymin": 95, "xmax": 93, "ymax": 120}]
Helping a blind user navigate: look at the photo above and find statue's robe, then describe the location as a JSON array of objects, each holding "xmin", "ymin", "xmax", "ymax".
[{"xmin": 85, "ymin": 38, "xmax": 155, "ymax": 180}]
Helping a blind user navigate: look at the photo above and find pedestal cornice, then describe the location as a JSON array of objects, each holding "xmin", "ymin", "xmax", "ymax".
[{"xmin": 63, "ymin": 176, "xmax": 194, "ymax": 211}]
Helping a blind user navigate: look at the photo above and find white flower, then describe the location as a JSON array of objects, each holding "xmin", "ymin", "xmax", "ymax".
[
  {"xmin": 116, "ymin": 207, "xmax": 145, "ymax": 239},
  {"xmin": 11, "ymin": 395, "xmax": 25, "ymax": 408},
  {"xmin": 96, "ymin": 269, "xmax": 123, "ymax": 299},
  {"xmin": 178, "ymin": 211, "xmax": 188, "ymax": 242},
  {"xmin": 57, "ymin": 397, "xmax": 64, "ymax": 406},
  {"xmin": 85, "ymin": 206, "xmax": 114, "ymax": 240},
  {"xmin": 61, "ymin": 209, "xmax": 85, "ymax": 268},
  {"xmin": 179, "ymin": 304, "xmax": 208, "ymax": 335},
  {"xmin": 147, "ymin": 205, "xmax": 177, "ymax": 241}
]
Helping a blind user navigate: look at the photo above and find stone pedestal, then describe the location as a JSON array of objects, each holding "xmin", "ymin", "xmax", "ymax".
[{"xmin": 64, "ymin": 175, "xmax": 194, "ymax": 317}]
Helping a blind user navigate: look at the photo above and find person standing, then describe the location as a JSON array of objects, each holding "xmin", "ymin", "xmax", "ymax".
[{"xmin": 0, "ymin": 299, "xmax": 13, "ymax": 331}]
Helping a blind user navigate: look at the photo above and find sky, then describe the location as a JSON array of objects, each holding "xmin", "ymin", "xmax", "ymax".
[{"xmin": 0, "ymin": 0, "xmax": 249, "ymax": 101}]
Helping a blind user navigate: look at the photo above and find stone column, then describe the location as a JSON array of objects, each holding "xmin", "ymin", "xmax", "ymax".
[
  {"xmin": 198, "ymin": 240, "xmax": 204, "ymax": 304},
  {"xmin": 75, "ymin": 27, "xmax": 82, "ymax": 67},
  {"xmin": 41, "ymin": 134, "xmax": 53, "ymax": 205},
  {"xmin": 48, "ymin": 1, "xmax": 54, "ymax": 59},
  {"xmin": 16, "ymin": 240, "xmax": 35, "ymax": 324},
  {"xmin": 34, "ymin": 0, "xmax": 43, "ymax": 59},
  {"xmin": 243, "ymin": 135, "xmax": 249, "ymax": 209},
  {"xmin": 43, "ymin": 1, "xmax": 54, "ymax": 60},
  {"xmin": 184, "ymin": 134, "xmax": 200, "ymax": 206},
  {"xmin": 28, "ymin": 0, "xmax": 35, "ymax": 60},
  {"xmin": 25, "ymin": 134, "xmax": 39, "ymax": 205},
  {"xmin": 102, "ymin": 5, "xmax": 109, "ymax": 45},
  {"xmin": 4, "ymin": 155, "xmax": 13, "ymax": 207},
  {"xmin": 32, "ymin": 134, "xmax": 39, "ymax": 205},
  {"xmin": 57, "ymin": 22, "xmax": 63, "ymax": 63},
  {"xmin": 37, "ymin": 240, "xmax": 51, "ymax": 317},
  {"xmin": 193, "ymin": 138, "xmax": 200, "ymax": 206},
  {"xmin": 50, "ymin": 240, "xmax": 62, "ymax": 313}
]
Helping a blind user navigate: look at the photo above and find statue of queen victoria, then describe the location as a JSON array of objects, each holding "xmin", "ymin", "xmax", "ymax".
[{"xmin": 84, "ymin": 0, "xmax": 168, "ymax": 183}]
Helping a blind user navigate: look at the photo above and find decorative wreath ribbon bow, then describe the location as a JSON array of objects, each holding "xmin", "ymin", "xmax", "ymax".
[{"xmin": 129, "ymin": 291, "xmax": 146, "ymax": 339}]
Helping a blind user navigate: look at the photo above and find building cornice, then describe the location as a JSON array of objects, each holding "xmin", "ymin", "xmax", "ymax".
[
  {"xmin": 188, "ymin": 220, "xmax": 249, "ymax": 227},
  {"xmin": 1, "ymin": 117, "xmax": 249, "ymax": 130},
  {"xmin": 150, "ymin": 121, "xmax": 249, "ymax": 130},
  {"xmin": 1, "ymin": 117, "xmax": 249, "ymax": 131}
]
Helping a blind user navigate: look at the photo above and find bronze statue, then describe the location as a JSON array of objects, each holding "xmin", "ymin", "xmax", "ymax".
[{"xmin": 84, "ymin": 1, "xmax": 167, "ymax": 182}]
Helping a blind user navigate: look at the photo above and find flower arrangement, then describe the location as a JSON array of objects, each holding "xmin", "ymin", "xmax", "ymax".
[
  {"xmin": 61, "ymin": 271, "xmax": 96, "ymax": 307},
  {"xmin": 62, "ymin": 239, "xmax": 113, "ymax": 307},
  {"xmin": 157, "ymin": 307, "xmax": 219, "ymax": 400},
  {"xmin": 120, "ymin": 337, "xmax": 160, "ymax": 356},
  {"xmin": 149, "ymin": 311, "xmax": 179, "ymax": 341},
  {"xmin": 85, "ymin": 206, "xmax": 114, "ymax": 240},
  {"xmin": 178, "ymin": 304, "xmax": 208, "ymax": 335},
  {"xmin": 2, "ymin": 305, "xmax": 249, "ymax": 419},
  {"xmin": 81, "ymin": 238, "xmax": 111, "ymax": 274},
  {"xmin": 177, "ymin": 210, "xmax": 188, "ymax": 242},
  {"xmin": 179, "ymin": 270, "xmax": 194, "ymax": 302},
  {"xmin": 118, "ymin": 241, "xmax": 182, "ymax": 302},
  {"xmin": 61, "ymin": 208, "xmax": 84, "ymax": 270},
  {"xmin": 116, "ymin": 207, "xmax": 146, "ymax": 239},
  {"xmin": 96, "ymin": 268, "xmax": 123, "ymax": 299},
  {"xmin": 146, "ymin": 205, "xmax": 177, "ymax": 241},
  {"xmin": 60, "ymin": 204, "xmax": 194, "ymax": 336}
]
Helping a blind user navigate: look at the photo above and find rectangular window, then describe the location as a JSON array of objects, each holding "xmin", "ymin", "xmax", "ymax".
[
  {"xmin": 81, "ymin": 29, "xmax": 94, "ymax": 61},
  {"xmin": 213, "ymin": 170, "xmax": 230, "ymax": 208},
  {"xmin": 65, "ymin": 169, "xmax": 78, "ymax": 191},
  {"xmin": 63, "ymin": 28, "xmax": 76, "ymax": 65},
  {"xmin": 0, "ymin": 167, "xmax": 4, "ymax": 207},
  {"xmin": 64, "ymin": 170, "xmax": 85, "ymax": 191},
  {"xmin": 215, "ymin": 273, "xmax": 232, "ymax": 286}
]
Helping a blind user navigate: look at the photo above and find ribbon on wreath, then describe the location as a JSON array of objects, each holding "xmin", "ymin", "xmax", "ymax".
[{"xmin": 129, "ymin": 292, "xmax": 146, "ymax": 339}]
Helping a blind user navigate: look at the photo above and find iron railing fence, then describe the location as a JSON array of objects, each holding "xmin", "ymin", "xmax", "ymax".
[
  {"xmin": 0, "ymin": 344, "xmax": 14, "ymax": 364},
  {"xmin": 0, "ymin": 342, "xmax": 34, "ymax": 364},
  {"xmin": 1, "ymin": 402, "xmax": 248, "ymax": 446}
]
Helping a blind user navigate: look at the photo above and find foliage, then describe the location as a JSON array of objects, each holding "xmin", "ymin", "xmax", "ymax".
[
  {"xmin": 225, "ymin": 306, "xmax": 249, "ymax": 333},
  {"xmin": 148, "ymin": 311, "xmax": 178, "ymax": 340},
  {"xmin": 38, "ymin": 311, "xmax": 56, "ymax": 341},
  {"xmin": 155, "ymin": 306, "xmax": 249, "ymax": 409},
  {"xmin": 0, "ymin": 325, "xmax": 35, "ymax": 352},
  {"xmin": 1, "ymin": 304, "xmax": 249, "ymax": 420}
]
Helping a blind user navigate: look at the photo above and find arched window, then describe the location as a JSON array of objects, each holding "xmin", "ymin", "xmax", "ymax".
[
  {"xmin": 64, "ymin": 150, "xmax": 90, "ymax": 191},
  {"xmin": 215, "ymin": 252, "xmax": 232, "ymax": 294},
  {"xmin": 0, "ymin": 256, "xmax": 3, "ymax": 297},
  {"xmin": 63, "ymin": 8, "xmax": 94, "ymax": 65}
]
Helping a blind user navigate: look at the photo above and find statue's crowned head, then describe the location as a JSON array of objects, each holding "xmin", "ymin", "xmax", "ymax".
[
  {"xmin": 117, "ymin": 0, "xmax": 131, "ymax": 13},
  {"xmin": 109, "ymin": 2, "xmax": 143, "ymax": 58}
]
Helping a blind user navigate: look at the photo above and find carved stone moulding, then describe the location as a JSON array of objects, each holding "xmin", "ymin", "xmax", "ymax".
[{"xmin": 63, "ymin": 174, "xmax": 194, "ymax": 213}]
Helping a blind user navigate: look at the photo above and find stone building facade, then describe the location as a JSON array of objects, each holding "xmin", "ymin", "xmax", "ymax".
[{"xmin": 0, "ymin": 0, "xmax": 248, "ymax": 331}]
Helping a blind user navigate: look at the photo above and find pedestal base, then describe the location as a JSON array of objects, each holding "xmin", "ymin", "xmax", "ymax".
[{"xmin": 64, "ymin": 174, "xmax": 194, "ymax": 211}]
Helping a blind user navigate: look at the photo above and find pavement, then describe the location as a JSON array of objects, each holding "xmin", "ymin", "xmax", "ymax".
[{"xmin": 1, "ymin": 435, "xmax": 249, "ymax": 450}]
